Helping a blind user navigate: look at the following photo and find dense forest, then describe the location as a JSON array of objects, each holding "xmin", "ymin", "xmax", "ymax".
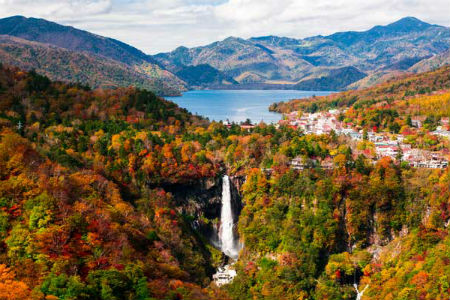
[{"xmin": 1, "ymin": 63, "xmax": 450, "ymax": 300}]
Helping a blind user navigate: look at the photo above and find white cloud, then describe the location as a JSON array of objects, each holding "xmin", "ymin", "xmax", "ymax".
[
  {"xmin": 0, "ymin": 0, "xmax": 112, "ymax": 19},
  {"xmin": 0, "ymin": 0, "xmax": 448, "ymax": 54}
]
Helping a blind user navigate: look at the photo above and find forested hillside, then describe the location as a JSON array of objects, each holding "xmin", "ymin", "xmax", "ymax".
[
  {"xmin": 0, "ymin": 16, "xmax": 186, "ymax": 96},
  {"xmin": 271, "ymin": 65, "xmax": 450, "ymax": 126},
  {"xmin": 1, "ymin": 64, "xmax": 450, "ymax": 300},
  {"xmin": 0, "ymin": 36, "xmax": 184, "ymax": 96}
]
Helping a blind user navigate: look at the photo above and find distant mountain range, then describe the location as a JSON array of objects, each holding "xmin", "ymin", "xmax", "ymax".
[
  {"xmin": 0, "ymin": 16, "xmax": 449, "ymax": 94},
  {"xmin": 155, "ymin": 17, "xmax": 450, "ymax": 91}
]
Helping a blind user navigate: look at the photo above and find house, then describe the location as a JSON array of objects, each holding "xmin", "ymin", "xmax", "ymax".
[
  {"xmin": 222, "ymin": 119, "xmax": 232, "ymax": 128},
  {"xmin": 213, "ymin": 266, "xmax": 237, "ymax": 286},
  {"xmin": 350, "ymin": 131, "xmax": 363, "ymax": 141},
  {"xmin": 290, "ymin": 157, "xmax": 306, "ymax": 170},
  {"xmin": 413, "ymin": 160, "xmax": 448, "ymax": 169},
  {"xmin": 400, "ymin": 144, "xmax": 412, "ymax": 151},
  {"xmin": 375, "ymin": 143, "xmax": 399, "ymax": 159},
  {"xmin": 278, "ymin": 120, "xmax": 289, "ymax": 127},
  {"xmin": 403, "ymin": 149, "xmax": 449, "ymax": 169},
  {"xmin": 432, "ymin": 129, "xmax": 450, "ymax": 140},
  {"xmin": 368, "ymin": 133, "xmax": 385, "ymax": 142},
  {"xmin": 320, "ymin": 157, "xmax": 334, "ymax": 169},
  {"xmin": 411, "ymin": 116, "xmax": 427, "ymax": 128},
  {"xmin": 240, "ymin": 124, "xmax": 255, "ymax": 131}
]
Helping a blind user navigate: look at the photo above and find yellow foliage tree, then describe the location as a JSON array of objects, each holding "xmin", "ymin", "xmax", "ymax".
[{"xmin": 0, "ymin": 264, "xmax": 31, "ymax": 300}]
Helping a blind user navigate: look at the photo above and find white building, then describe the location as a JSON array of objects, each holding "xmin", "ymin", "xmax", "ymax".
[{"xmin": 213, "ymin": 265, "xmax": 237, "ymax": 286}]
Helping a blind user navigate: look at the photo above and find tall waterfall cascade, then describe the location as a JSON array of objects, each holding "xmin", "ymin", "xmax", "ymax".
[
  {"xmin": 218, "ymin": 175, "xmax": 240, "ymax": 259},
  {"xmin": 213, "ymin": 175, "xmax": 241, "ymax": 286}
]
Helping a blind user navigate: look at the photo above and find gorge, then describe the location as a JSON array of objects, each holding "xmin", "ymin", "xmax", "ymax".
[{"xmin": 212, "ymin": 175, "xmax": 242, "ymax": 286}]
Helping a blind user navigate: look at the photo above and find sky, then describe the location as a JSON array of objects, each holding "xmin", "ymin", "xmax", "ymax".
[{"xmin": 0, "ymin": 0, "xmax": 449, "ymax": 54}]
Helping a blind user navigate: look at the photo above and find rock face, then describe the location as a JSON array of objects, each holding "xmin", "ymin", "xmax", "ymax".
[
  {"xmin": 154, "ymin": 17, "xmax": 450, "ymax": 90},
  {"xmin": 163, "ymin": 177, "xmax": 222, "ymax": 241},
  {"xmin": 164, "ymin": 175, "xmax": 243, "ymax": 249}
]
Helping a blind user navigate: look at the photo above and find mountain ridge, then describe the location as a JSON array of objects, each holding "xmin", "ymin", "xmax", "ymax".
[
  {"xmin": 0, "ymin": 15, "xmax": 158, "ymax": 65},
  {"xmin": 0, "ymin": 35, "xmax": 185, "ymax": 95},
  {"xmin": 0, "ymin": 15, "xmax": 186, "ymax": 95},
  {"xmin": 0, "ymin": 16, "xmax": 449, "ymax": 92},
  {"xmin": 155, "ymin": 16, "xmax": 450, "ymax": 91}
]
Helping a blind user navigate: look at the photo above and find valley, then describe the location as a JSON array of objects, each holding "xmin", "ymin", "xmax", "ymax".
[
  {"xmin": 0, "ymin": 59, "xmax": 449, "ymax": 300},
  {"xmin": 0, "ymin": 6, "xmax": 450, "ymax": 300}
]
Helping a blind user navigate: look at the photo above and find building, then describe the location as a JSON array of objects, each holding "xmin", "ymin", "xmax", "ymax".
[
  {"xmin": 240, "ymin": 124, "xmax": 255, "ymax": 131},
  {"xmin": 290, "ymin": 157, "xmax": 306, "ymax": 170},
  {"xmin": 213, "ymin": 266, "xmax": 237, "ymax": 286},
  {"xmin": 411, "ymin": 116, "xmax": 427, "ymax": 128},
  {"xmin": 375, "ymin": 143, "xmax": 399, "ymax": 159},
  {"xmin": 320, "ymin": 157, "xmax": 335, "ymax": 169},
  {"xmin": 403, "ymin": 149, "xmax": 449, "ymax": 169}
]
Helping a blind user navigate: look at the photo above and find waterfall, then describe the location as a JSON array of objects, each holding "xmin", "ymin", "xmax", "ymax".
[
  {"xmin": 219, "ymin": 175, "xmax": 240, "ymax": 259},
  {"xmin": 354, "ymin": 284, "xmax": 368, "ymax": 300}
]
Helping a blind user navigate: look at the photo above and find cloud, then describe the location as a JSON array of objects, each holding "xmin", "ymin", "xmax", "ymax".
[
  {"xmin": 214, "ymin": 0, "xmax": 290, "ymax": 22},
  {"xmin": 0, "ymin": 0, "xmax": 448, "ymax": 54},
  {"xmin": 0, "ymin": 0, "xmax": 112, "ymax": 19}
]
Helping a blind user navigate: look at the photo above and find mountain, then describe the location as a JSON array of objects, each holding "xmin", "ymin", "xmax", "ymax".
[
  {"xmin": 293, "ymin": 66, "xmax": 366, "ymax": 91},
  {"xmin": 326, "ymin": 16, "xmax": 435, "ymax": 46},
  {"xmin": 0, "ymin": 16, "xmax": 157, "ymax": 66},
  {"xmin": 408, "ymin": 49, "xmax": 450, "ymax": 73},
  {"xmin": 155, "ymin": 17, "xmax": 450, "ymax": 91},
  {"xmin": 1, "ymin": 16, "xmax": 446, "ymax": 93},
  {"xmin": 0, "ymin": 35, "xmax": 184, "ymax": 95},
  {"xmin": 0, "ymin": 16, "xmax": 186, "ymax": 95},
  {"xmin": 173, "ymin": 64, "xmax": 238, "ymax": 88}
]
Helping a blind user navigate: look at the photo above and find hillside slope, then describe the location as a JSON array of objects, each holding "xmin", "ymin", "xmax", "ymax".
[
  {"xmin": 271, "ymin": 65, "xmax": 450, "ymax": 114},
  {"xmin": 0, "ymin": 35, "xmax": 184, "ymax": 95},
  {"xmin": 0, "ymin": 16, "xmax": 156, "ymax": 65},
  {"xmin": 409, "ymin": 49, "xmax": 450, "ymax": 73},
  {"xmin": 0, "ymin": 16, "xmax": 186, "ymax": 95}
]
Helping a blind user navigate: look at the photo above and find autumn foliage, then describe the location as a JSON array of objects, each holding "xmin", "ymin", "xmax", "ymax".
[{"xmin": 1, "ymin": 64, "xmax": 450, "ymax": 300}]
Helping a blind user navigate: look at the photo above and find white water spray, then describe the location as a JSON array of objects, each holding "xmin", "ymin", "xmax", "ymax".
[
  {"xmin": 219, "ymin": 175, "xmax": 240, "ymax": 259},
  {"xmin": 354, "ymin": 284, "xmax": 368, "ymax": 300}
]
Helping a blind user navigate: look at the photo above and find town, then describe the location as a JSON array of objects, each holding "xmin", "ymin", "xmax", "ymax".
[{"xmin": 277, "ymin": 110, "xmax": 450, "ymax": 169}]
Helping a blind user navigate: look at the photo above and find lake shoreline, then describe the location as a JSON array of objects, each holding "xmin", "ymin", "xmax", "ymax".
[{"xmin": 166, "ymin": 90, "xmax": 334, "ymax": 124}]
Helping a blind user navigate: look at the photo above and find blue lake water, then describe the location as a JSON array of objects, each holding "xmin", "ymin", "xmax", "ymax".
[{"xmin": 166, "ymin": 90, "xmax": 333, "ymax": 123}]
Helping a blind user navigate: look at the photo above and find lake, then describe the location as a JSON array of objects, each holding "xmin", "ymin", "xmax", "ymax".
[{"xmin": 166, "ymin": 90, "xmax": 333, "ymax": 123}]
